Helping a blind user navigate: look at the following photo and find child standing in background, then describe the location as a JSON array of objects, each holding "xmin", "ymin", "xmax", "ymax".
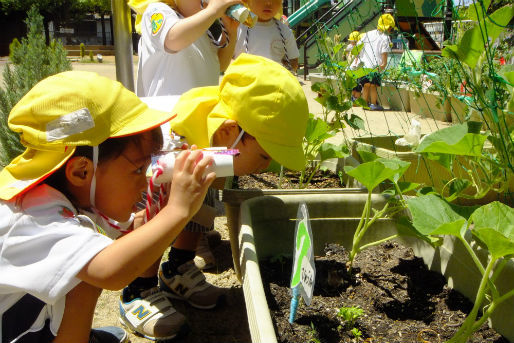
[
  {"xmin": 234, "ymin": 0, "xmax": 299, "ymax": 74},
  {"xmin": 129, "ymin": 0, "xmax": 241, "ymax": 96}
]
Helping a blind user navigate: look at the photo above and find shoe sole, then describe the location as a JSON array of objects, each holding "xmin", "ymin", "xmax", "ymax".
[{"xmin": 119, "ymin": 317, "xmax": 189, "ymax": 341}]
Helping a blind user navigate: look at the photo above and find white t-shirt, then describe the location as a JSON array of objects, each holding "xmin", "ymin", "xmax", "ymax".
[
  {"xmin": 0, "ymin": 185, "xmax": 112, "ymax": 342},
  {"xmin": 357, "ymin": 29, "xmax": 391, "ymax": 69},
  {"xmin": 136, "ymin": 2, "xmax": 220, "ymax": 97},
  {"xmin": 235, "ymin": 19, "xmax": 299, "ymax": 65}
]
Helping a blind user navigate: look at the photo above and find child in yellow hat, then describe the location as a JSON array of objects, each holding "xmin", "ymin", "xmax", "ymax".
[
  {"xmin": 128, "ymin": 0, "xmax": 241, "ymax": 97},
  {"xmin": 234, "ymin": 0, "xmax": 299, "ymax": 74},
  {"xmin": 119, "ymin": 53, "xmax": 309, "ymax": 339},
  {"xmin": 356, "ymin": 13, "xmax": 396, "ymax": 111},
  {"xmin": 0, "ymin": 71, "xmax": 215, "ymax": 342}
]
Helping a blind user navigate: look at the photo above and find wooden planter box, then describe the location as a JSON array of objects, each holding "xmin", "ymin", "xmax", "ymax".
[
  {"xmin": 350, "ymin": 135, "xmax": 451, "ymax": 190},
  {"xmin": 409, "ymin": 89, "xmax": 451, "ymax": 122},
  {"xmin": 377, "ymin": 83, "xmax": 411, "ymax": 112},
  {"xmin": 238, "ymin": 194, "xmax": 514, "ymax": 343},
  {"xmin": 350, "ymin": 135, "xmax": 514, "ymax": 205},
  {"xmin": 449, "ymin": 96, "xmax": 484, "ymax": 125}
]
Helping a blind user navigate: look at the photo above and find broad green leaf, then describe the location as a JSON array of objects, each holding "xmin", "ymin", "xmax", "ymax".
[
  {"xmin": 319, "ymin": 142, "xmax": 349, "ymax": 161},
  {"xmin": 353, "ymin": 97, "xmax": 368, "ymax": 108},
  {"xmin": 473, "ymin": 228, "xmax": 514, "ymax": 259},
  {"xmin": 347, "ymin": 113, "xmax": 365, "ymax": 130},
  {"xmin": 470, "ymin": 202, "xmax": 514, "ymax": 241},
  {"xmin": 466, "ymin": 0, "xmax": 491, "ymax": 22},
  {"xmin": 416, "ymin": 123, "xmax": 487, "ymax": 156},
  {"xmin": 397, "ymin": 181, "xmax": 420, "ymax": 194},
  {"xmin": 344, "ymin": 160, "xmax": 400, "ymax": 190},
  {"xmin": 357, "ymin": 150, "xmax": 378, "ymax": 162},
  {"xmin": 424, "ymin": 152, "xmax": 452, "ymax": 169},
  {"xmin": 305, "ymin": 118, "xmax": 333, "ymax": 143},
  {"xmin": 333, "ymin": 43, "xmax": 343, "ymax": 55},
  {"xmin": 376, "ymin": 158, "xmax": 410, "ymax": 183},
  {"xmin": 347, "ymin": 68, "xmax": 373, "ymax": 80},
  {"xmin": 406, "ymin": 194, "xmax": 464, "ymax": 235},
  {"xmin": 396, "ymin": 216, "xmax": 443, "ymax": 247},
  {"xmin": 311, "ymin": 81, "xmax": 330, "ymax": 93},
  {"xmin": 503, "ymin": 71, "xmax": 514, "ymax": 86},
  {"xmin": 351, "ymin": 43, "xmax": 363, "ymax": 57},
  {"xmin": 430, "ymin": 219, "xmax": 467, "ymax": 237}
]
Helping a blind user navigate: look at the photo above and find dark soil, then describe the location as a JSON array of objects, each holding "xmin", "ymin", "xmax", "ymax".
[
  {"xmin": 260, "ymin": 241, "xmax": 507, "ymax": 343},
  {"xmin": 233, "ymin": 170, "xmax": 344, "ymax": 189}
]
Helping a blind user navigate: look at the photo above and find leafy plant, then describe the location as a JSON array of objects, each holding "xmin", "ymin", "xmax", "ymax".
[
  {"xmin": 343, "ymin": 154, "xmax": 422, "ymax": 270},
  {"xmin": 337, "ymin": 306, "xmax": 364, "ymax": 329},
  {"xmin": 0, "ymin": 5, "xmax": 71, "ymax": 167},
  {"xmin": 307, "ymin": 322, "xmax": 322, "ymax": 343},
  {"xmin": 350, "ymin": 327, "xmax": 363, "ymax": 339},
  {"xmin": 406, "ymin": 195, "xmax": 514, "ymax": 343},
  {"xmin": 441, "ymin": 0, "xmax": 514, "ymax": 180},
  {"xmin": 80, "ymin": 42, "xmax": 86, "ymax": 59},
  {"xmin": 301, "ymin": 115, "xmax": 349, "ymax": 188}
]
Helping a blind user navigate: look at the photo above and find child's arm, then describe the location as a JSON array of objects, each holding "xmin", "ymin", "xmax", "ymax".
[
  {"xmin": 289, "ymin": 58, "xmax": 299, "ymax": 74},
  {"xmin": 218, "ymin": 15, "xmax": 239, "ymax": 71},
  {"xmin": 76, "ymin": 150, "xmax": 216, "ymax": 290},
  {"xmin": 164, "ymin": 0, "xmax": 241, "ymax": 52}
]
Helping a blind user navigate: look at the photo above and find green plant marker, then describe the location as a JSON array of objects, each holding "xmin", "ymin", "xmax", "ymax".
[{"xmin": 289, "ymin": 203, "xmax": 316, "ymax": 323}]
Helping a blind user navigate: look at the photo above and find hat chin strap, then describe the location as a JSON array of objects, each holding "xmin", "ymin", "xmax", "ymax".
[
  {"xmin": 230, "ymin": 129, "xmax": 245, "ymax": 149},
  {"xmin": 89, "ymin": 145, "xmax": 98, "ymax": 207}
]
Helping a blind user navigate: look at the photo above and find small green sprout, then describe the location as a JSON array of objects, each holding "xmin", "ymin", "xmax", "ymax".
[{"xmin": 337, "ymin": 306, "xmax": 364, "ymax": 329}]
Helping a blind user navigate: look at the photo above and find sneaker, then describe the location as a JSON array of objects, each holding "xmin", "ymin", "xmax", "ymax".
[
  {"xmin": 194, "ymin": 233, "xmax": 216, "ymax": 270},
  {"xmin": 89, "ymin": 326, "xmax": 129, "ymax": 343},
  {"xmin": 119, "ymin": 287, "xmax": 187, "ymax": 341},
  {"xmin": 159, "ymin": 261, "xmax": 224, "ymax": 310},
  {"xmin": 369, "ymin": 103, "xmax": 384, "ymax": 111}
]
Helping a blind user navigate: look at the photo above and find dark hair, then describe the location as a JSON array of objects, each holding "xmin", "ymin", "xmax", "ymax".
[{"xmin": 45, "ymin": 127, "xmax": 163, "ymax": 199}]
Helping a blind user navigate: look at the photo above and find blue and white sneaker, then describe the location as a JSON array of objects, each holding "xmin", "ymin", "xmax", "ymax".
[
  {"xmin": 369, "ymin": 103, "xmax": 384, "ymax": 111},
  {"xmin": 119, "ymin": 287, "xmax": 187, "ymax": 341}
]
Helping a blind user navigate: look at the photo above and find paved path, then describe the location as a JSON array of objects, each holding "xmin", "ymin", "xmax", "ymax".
[{"xmin": 1, "ymin": 55, "xmax": 450, "ymax": 140}]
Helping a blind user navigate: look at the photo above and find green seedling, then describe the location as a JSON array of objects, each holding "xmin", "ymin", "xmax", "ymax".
[
  {"xmin": 337, "ymin": 306, "xmax": 364, "ymax": 329},
  {"xmin": 301, "ymin": 115, "xmax": 349, "ymax": 188},
  {"xmin": 308, "ymin": 322, "xmax": 321, "ymax": 343},
  {"xmin": 407, "ymin": 195, "xmax": 514, "ymax": 343},
  {"xmin": 343, "ymin": 154, "xmax": 423, "ymax": 270},
  {"xmin": 351, "ymin": 327, "xmax": 363, "ymax": 340}
]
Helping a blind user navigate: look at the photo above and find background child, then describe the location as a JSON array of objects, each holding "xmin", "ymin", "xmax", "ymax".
[
  {"xmin": 346, "ymin": 30, "xmax": 363, "ymax": 101},
  {"xmin": 234, "ymin": 0, "xmax": 299, "ymax": 74},
  {"xmin": 0, "ymin": 71, "xmax": 215, "ymax": 342},
  {"xmin": 119, "ymin": 53, "xmax": 309, "ymax": 338},
  {"xmin": 129, "ymin": 0, "xmax": 241, "ymax": 96},
  {"xmin": 356, "ymin": 13, "xmax": 396, "ymax": 111}
]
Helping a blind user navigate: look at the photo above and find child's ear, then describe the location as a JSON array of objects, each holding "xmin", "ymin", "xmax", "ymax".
[
  {"xmin": 212, "ymin": 119, "xmax": 240, "ymax": 146},
  {"xmin": 65, "ymin": 157, "xmax": 93, "ymax": 187}
]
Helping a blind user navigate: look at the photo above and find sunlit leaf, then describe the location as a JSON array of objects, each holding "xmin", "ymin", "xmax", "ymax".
[{"xmin": 406, "ymin": 194, "xmax": 464, "ymax": 236}]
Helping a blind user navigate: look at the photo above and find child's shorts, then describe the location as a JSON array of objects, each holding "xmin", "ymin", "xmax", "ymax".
[{"xmin": 357, "ymin": 71, "xmax": 382, "ymax": 87}]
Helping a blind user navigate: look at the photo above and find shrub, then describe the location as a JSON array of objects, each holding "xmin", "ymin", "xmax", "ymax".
[
  {"xmin": 0, "ymin": 5, "xmax": 71, "ymax": 167},
  {"xmin": 8, "ymin": 38, "xmax": 21, "ymax": 64},
  {"xmin": 89, "ymin": 50, "xmax": 94, "ymax": 62},
  {"xmin": 80, "ymin": 43, "xmax": 86, "ymax": 59}
]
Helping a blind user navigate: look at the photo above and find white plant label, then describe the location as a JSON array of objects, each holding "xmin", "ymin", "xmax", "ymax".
[{"xmin": 290, "ymin": 202, "xmax": 316, "ymax": 306}]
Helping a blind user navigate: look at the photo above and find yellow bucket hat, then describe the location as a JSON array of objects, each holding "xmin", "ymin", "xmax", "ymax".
[
  {"xmin": 170, "ymin": 54, "xmax": 309, "ymax": 171},
  {"xmin": 348, "ymin": 31, "xmax": 361, "ymax": 42},
  {"xmin": 377, "ymin": 13, "xmax": 396, "ymax": 32},
  {"xmin": 0, "ymin": 71, "xmax": 173, "ymax": 200}
]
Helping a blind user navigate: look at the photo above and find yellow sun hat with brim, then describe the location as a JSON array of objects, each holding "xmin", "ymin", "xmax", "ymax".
[
  {"xmin": 128, "ymin": 0, "xmax": 176, "ymax": 34},
  {"xmin": 377, "ymin": 13, "xmax": 396, "ymax": 32},
  {"xmin": 170, "ymin": 53, "xmax": 309, "ymax": 171},
  {"xmin": 348, "ymin": 31, "xmax": 361, "ymax": 42},
  {"xmin": 0, "ymin": 71, "xmax": 174, "ymax": 201}
]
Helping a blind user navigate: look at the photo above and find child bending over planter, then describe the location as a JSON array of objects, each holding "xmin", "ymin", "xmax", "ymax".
[
  {"xmin": 0, "ymin": 71, "xmax": 215, "ymax": 342},
  {"xmin": 119, "ymin": 53, "xmax": 309, "ymax": 340}
]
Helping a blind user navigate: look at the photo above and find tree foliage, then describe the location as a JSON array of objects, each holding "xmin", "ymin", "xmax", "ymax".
[{"xmin": 0, "ymin": 5, "xmax": 71, "ymax": 167}]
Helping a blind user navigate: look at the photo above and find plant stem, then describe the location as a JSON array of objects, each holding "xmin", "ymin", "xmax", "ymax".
[
  {"xmin": 358, "ymin": 234, "xmax": 399, "ymax": 251},
  {"xmin": 445, "ymin": 258, "xmax": 496, "ymax": 343}
]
